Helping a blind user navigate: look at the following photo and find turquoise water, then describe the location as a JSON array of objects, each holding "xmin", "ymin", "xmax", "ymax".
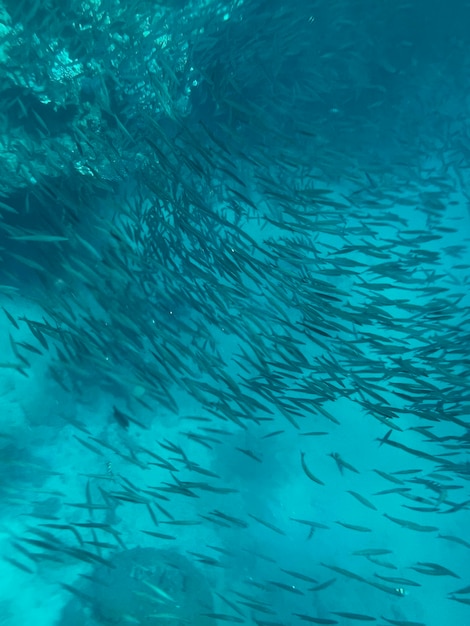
[{"xmin": 0, "ymin": 1, "xmax": 469, "ymax": 625}]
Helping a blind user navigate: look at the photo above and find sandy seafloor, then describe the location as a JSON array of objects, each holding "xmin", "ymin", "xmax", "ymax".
[{"xmin": 0, "ymin": 157, "xmax": 469, "ymax": 626}]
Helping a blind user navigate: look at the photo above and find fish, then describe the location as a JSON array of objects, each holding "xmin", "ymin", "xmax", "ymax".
[
  {"xmin": 60, "ymin": 583, "xmax": 95, "ymax": 605},
  {"xmin": 381, "ymin": 618, "xmax": 426, "ymax": 626},
  {"xmin": 248, "ymin": 514, "xmax": 286, "ymax": 536},
  {"xmin": 374, "ymin": 574, "xmax": 421, "ymax": 587},
  {"xmin": 215, "ymin": 592, "xmax": 246, "ymax": 618},
  {"xmin": 449, "ymin": 596, "xmax": 470, "ymax": 605},
  {"xmin": 300, "ymin": 452, "xmax": 325, "ymax": 485},
  {"xmin": 1, "ymin": 6, "xmax": 468, "ymax": 624},
  {"xmin": 330, "ymin": 612, "xmax": 376, "ymax": 621},
  {"xmin": 73, "ymin": 435, "xmax": 105, "ymax": 457},
  {"xmin": 353, "ymin": 549, "xmax": 393, "ymax": 557},
  {"xmin": 9, "ymin": 233, "xmax": 69, "ymax": 242},
  {"xmin": 309, "ymin": 579, "xmax": 336, "ymax": 592},
  {"xmin": 448, "ymin": 584, "xmax": 470, "ymax": 595},
  {"xmin": 439, "ymin": 534, "xmax": 470, "ymax": 551},
  {"xmin": 3, "ymin": 556, "xmax": 35, "ymax": 574},
  {"xmin": 320, "ymin": 563, "xmax": 365, "ymax": 583},
  {"xmin": 410, "ymin": 562, "xmax": 460, "ymax": 578},
  {"xmin": 290, "ymin": 517, "xmax": 330, "ymax": 530},
  {"xmin": 210, "ymin": 511, "xmax": 248, "ymax": 528},
  {"xmin": 279, "ymin": 569, "xmax": 318, "ymax": 584},
  {"xmin": 267, "ymin": 580, "xmax": 305, "ymax": 595},
  {"xmin": 2, "ymin": 307, "xmax": 19, "ymax": 329},
  {"xmin": 236, "ymin": 448, "xmax": 262, "ymax": 462},
  {"xmin": 329, "ymin": 452, "xmax": 359, "ymax": 474},
  {"xmin": 201, "ymin": 614, "xmax": 245, "ymax": 623},
  {"xmin": 293, "ymin": 615, "xmax": 338, "ymax": 624},
  {"xmin": 383, "ymin": 513, "xmax": 438, "ymax": 532},
  {"xmin": 347, "ymin": 491, "xmax": 378, "ymax": 511},
  {"xmin": 141, "ymin": 580, "xmax": 177, "ymax": 603},
  {"xmin": 336, "ymin": 522, "xmax": 372, "ymax": 532}
]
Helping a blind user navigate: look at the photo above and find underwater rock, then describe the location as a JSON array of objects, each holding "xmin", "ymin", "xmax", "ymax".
[{"xmin": 58, "ymin": 547, "xmax": 214, "ymax": 626}]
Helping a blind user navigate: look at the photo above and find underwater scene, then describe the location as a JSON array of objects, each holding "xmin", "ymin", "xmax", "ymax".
[{"xmin": 0, "ymin": 1, "xmax": 469, "ymax": 625}]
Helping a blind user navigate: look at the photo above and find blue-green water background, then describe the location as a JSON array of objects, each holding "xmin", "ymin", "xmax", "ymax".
[{"xmin": 0, "ymin": 1, "xmax": 469, "ymax": 625}]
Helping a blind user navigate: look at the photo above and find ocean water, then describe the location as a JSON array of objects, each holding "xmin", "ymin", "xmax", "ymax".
[{"xmin": 0, "ymin": 1, "xmax": 469, "ymax": 625}]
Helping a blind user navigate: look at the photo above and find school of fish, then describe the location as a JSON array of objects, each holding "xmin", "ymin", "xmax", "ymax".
[{"xmin": 0, "ymin": 1, "xmax": 469, "ymax": 625}]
